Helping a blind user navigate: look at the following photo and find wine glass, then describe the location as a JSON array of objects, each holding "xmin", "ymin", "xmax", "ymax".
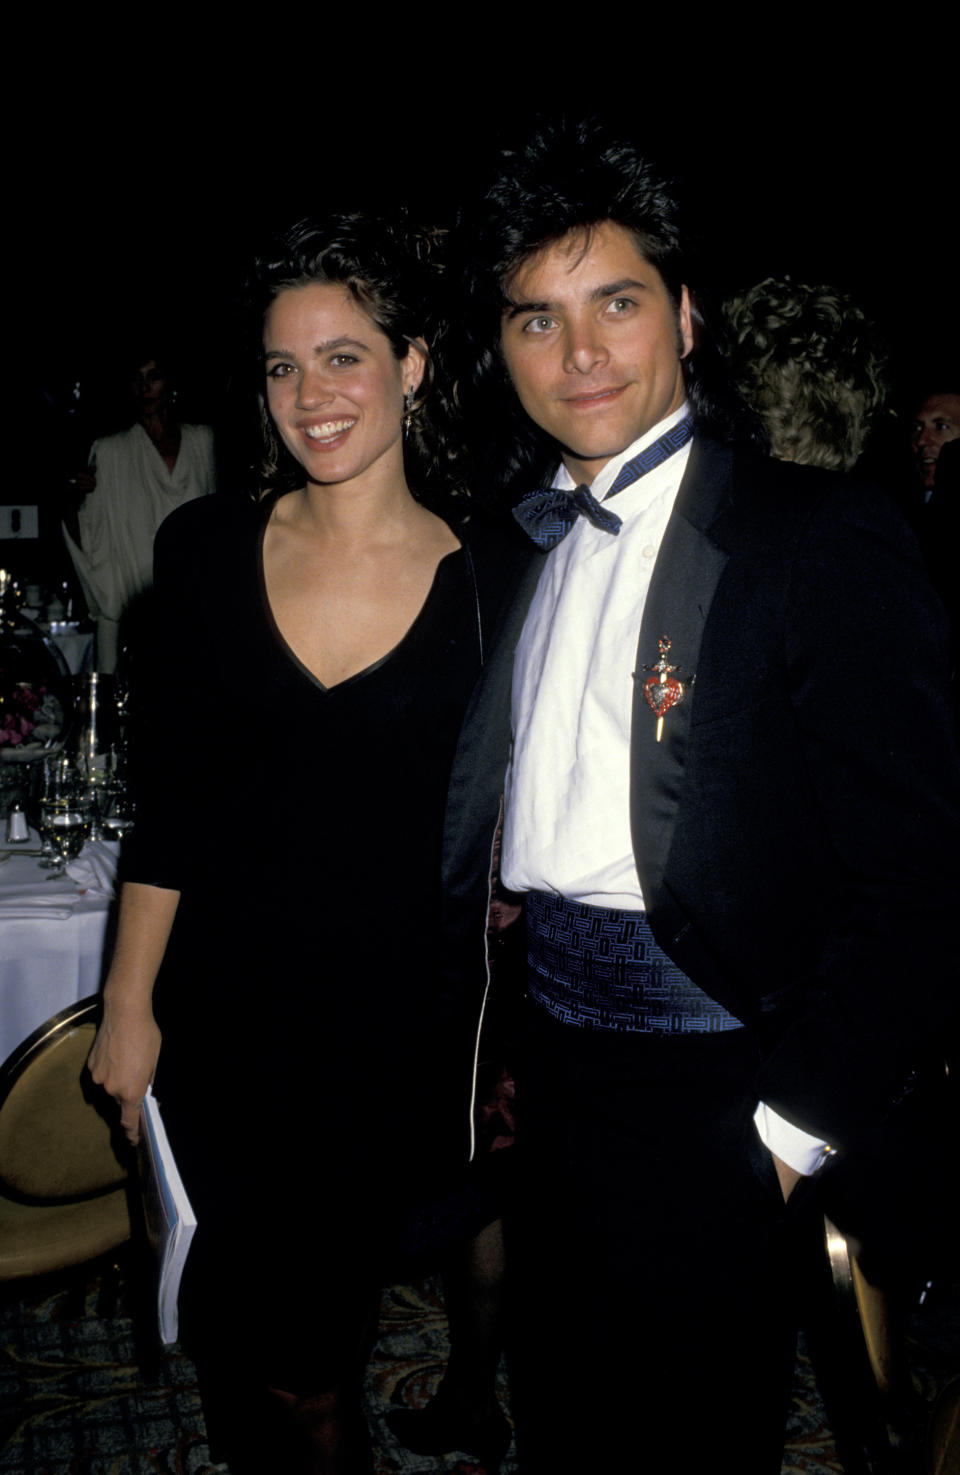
[
  {"xmin": 36, "ymin": 753, "xmax": 63, "ymax": 868},
  {"xmin": 100, "ymin": 779, "xmax": 136, "ymax": 840},
  {"xmin": 39, "ymin": 756, "xmax": 93, "ymax": 876},
  {"xmin": 87, "ymin": 747, "xmax": 116, "ymax": 841}
]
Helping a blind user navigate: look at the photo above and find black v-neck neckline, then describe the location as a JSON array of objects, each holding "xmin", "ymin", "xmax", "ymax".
[{"xmin": 255, "ymin": 512, "xmax": 464, "ymax": 693}]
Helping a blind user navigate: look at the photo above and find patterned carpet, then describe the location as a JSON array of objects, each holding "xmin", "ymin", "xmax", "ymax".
[{"xmin": 1, "ymin": 1262, "xmax": 956, "ymax": 1473}]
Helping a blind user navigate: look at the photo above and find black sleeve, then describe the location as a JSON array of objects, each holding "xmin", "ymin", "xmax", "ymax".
[
  {"xmin": 755, "ymin": 487, "xmax": 960, "ymax": 1147},
  {"xmin": 120, "ymin": 497, "xmax": 240, "ymax": 892}
]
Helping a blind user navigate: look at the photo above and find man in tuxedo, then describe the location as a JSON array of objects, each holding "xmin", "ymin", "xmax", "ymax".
[{"xmin": 444, "ymin": 121, "xmax": 959, "ymax": 1472}]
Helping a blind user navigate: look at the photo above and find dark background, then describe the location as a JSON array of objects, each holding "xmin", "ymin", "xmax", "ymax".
[
  {"xmin": 16, "ymin": 50, "xmax": 957, "ymax": 547},
  {"xmin": 34, "ymin": 93, "xmax": 956, "ymax": 406}
]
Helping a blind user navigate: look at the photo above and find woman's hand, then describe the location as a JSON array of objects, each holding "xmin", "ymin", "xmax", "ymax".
[
  {"xmin": 85, "ymin": 881, "xmax": 179, "ymax": 1145},
  {"xmin": 87, "ymin": 1004, "xmax": 161, "ymax": 1146}
]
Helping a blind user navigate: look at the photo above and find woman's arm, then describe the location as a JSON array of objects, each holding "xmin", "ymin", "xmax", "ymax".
[{"xmin": 87, "ymin": 881, "xmax": 180, "ymax": 1145}]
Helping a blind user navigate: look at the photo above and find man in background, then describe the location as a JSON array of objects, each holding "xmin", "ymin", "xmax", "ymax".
[{"xmin": 912, "ymin": 389, "xmax": 960, "ymax": 497}]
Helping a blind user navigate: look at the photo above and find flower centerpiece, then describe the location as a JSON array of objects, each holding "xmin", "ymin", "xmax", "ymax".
[{"xmin": 0, "ymin": 677, "xmax": 62, "ymax": 750}]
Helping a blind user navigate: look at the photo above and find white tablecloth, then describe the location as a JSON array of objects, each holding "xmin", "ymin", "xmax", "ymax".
[{"xmin": 0, "ymin": 834, "xmax": 116, "ymax": 1067}]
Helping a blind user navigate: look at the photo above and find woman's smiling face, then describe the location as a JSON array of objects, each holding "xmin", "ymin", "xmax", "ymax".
[{"xmin": 263, "ymin": 283, "xmax": 424, "ymax": 491}]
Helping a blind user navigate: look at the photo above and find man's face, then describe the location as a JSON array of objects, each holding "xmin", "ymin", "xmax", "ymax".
[
  {"xmin": 912, "ymin": 393, "xmax": 960, "ymax": 490},
  {"xmin": 499, "ymin": 221, "xmax": 693, "ymax": 486}
]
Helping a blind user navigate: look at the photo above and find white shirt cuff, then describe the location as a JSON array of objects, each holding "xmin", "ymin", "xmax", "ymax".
[{"xmin": 753, "ymin": 1100, "xmax": 833, "ymax": 1177}]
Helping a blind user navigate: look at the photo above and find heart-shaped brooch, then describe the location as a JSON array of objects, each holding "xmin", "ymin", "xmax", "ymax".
[{"xmin": 642, "ymin": 637, "xmax": 694, "ymax": 742}]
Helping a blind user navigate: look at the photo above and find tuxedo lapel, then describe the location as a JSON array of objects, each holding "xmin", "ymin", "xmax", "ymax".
[{"xmin": 631, "ymin": 437, "xmax": 733, "ymax": 918}]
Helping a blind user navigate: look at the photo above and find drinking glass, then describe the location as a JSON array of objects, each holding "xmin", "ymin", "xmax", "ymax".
[
  {"xmin": 39, "ymin": 756, "xmax": 93, "ymax": 875},
  {"xmin": 100, "ymin": 779, "xmax": 136, "ymax": 840}
]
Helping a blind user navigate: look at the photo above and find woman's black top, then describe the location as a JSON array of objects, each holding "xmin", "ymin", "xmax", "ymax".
[{"xmin": 125, "ymin": 493, "xmax": 490, "ymax": 1239}]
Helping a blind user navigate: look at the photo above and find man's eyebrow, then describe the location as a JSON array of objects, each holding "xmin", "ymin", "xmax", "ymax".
[
  {"xmin": 503, "ymin": 278, "xmax": 649, "ymax": 320},
  {"xmin": 589, "ymin": 277, "xmax": 647, "ymax": 301},
  {"xmin": 503, "ymin": 298, "xmax": 552, "ymax": 321}
]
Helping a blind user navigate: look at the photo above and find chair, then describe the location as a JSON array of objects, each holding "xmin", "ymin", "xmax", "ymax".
[
  {"xmin": 0, "ymin": 995, "xmax": 130, "ymax": 1281},
  {"xmin": 802, "ymin": 1213, "xmax": 902, "ymax": 1475},
  {"xmin": 926, "ymin": 1376, "xmax": 960, "ymax": 1475}
]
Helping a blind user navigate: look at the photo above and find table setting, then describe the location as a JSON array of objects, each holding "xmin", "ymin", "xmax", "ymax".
[
  {"xmin": 1, "ymin": 571, "xmax": 133, "ymax": 1064},
  {"xmin": 5, "ymin": 576, "xmax": 95, "ymax": 676},
  {"xmin": 0, "ymin": 824, "xmax": 119, "ymax": 1064}
]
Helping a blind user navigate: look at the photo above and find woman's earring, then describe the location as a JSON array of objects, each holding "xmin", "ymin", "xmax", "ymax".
[{"xmin": 403, "ymin": 389, "xmax": 415, "ymax": 439}]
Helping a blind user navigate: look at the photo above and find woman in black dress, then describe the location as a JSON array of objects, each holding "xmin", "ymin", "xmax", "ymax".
[{"xmin": 87, "ymin": 215, "xmax": 521, "ymax": 1474}]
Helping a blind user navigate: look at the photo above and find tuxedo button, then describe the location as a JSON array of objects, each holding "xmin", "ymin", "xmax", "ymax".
[{"xmin": 642, "ymin": 544, "xmax": 657, "ymax": 559}]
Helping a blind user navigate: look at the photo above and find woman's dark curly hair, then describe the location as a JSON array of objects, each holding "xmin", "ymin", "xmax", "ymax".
[
  {"xmin": 247, "ymin": 213, "xmax": 466, "ymax": 509},
  {"xmin": 450, "ymin": 117, "xmax": 762, "ymax": 499}
]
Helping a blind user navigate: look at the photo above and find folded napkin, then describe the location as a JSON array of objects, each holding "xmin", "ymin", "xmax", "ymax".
[
  {"xmin": 0, "ymin": 871, "xmax": 81, "ymax": 919},
  {"xmin": 66, "ymin": 840, "xmax": 118, "ymax": 898},
  {"xmin": 0, "ymin": 904, "xmax": 77, "ymax": 920},
  {"xmin": 0, "ymin": 877, "xmax": 79, "ymax": 903}
]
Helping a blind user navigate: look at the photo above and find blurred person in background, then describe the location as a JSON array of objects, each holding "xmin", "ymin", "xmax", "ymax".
[
  {"xmin": 63, "ymin": 348, "xmax": 215, "ymax": 671},
  {"xmin": 721, "ymin": 277, "xmax": 890, "ymax": 473},
  {"xmin": 912, "ymin": 388, "xmax": 960, "ymax": 499}
]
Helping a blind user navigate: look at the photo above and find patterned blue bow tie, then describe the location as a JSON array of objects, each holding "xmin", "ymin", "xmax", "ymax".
[{"xmin": 512, "ymin": 415, "xmax": 694, "ymax": 551}]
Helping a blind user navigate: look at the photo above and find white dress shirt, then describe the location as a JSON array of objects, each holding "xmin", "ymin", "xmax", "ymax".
[
  {"xmin": 502, "ymin": 407, "xmax": 829, "ymax": 1177},
  {"xmin": 502, "ymin": 405, "xmax": 689, "ymax": 908}
]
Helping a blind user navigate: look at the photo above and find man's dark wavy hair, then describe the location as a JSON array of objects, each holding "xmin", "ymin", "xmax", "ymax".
[
  {"xmin": 451, "ymin": 118, "xmax": 760, "ymax": 497},
  {"xmin": 247, "ymin": 213, "xmax": 465, "ymax": 509}
]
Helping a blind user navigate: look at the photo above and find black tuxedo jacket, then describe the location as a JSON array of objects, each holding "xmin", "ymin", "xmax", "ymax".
[{"xmin": 440, "ymin": 437, "xmax": 959, "ymax": 1156}]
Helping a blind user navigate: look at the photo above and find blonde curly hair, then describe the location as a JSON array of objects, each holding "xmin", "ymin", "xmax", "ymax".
[{"xmin": 721, "ymin": 278, "xmax": 889, "ymax": 472}]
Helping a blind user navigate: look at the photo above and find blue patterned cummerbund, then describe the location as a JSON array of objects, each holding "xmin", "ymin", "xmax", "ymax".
[{"xmin": 525, "ymin": 892, "xmax": 743, "ymax": 1034}]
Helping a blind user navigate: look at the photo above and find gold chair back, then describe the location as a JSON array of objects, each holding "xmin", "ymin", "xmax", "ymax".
[{"xmin": 0, "ymin": 997, "xmax": 130, "ymax": 1281}]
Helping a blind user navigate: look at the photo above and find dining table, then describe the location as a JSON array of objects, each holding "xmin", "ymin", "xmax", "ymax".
[{"xmin": 0, "ymin": 829, "xmax": 117, "ymax": 1068}]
